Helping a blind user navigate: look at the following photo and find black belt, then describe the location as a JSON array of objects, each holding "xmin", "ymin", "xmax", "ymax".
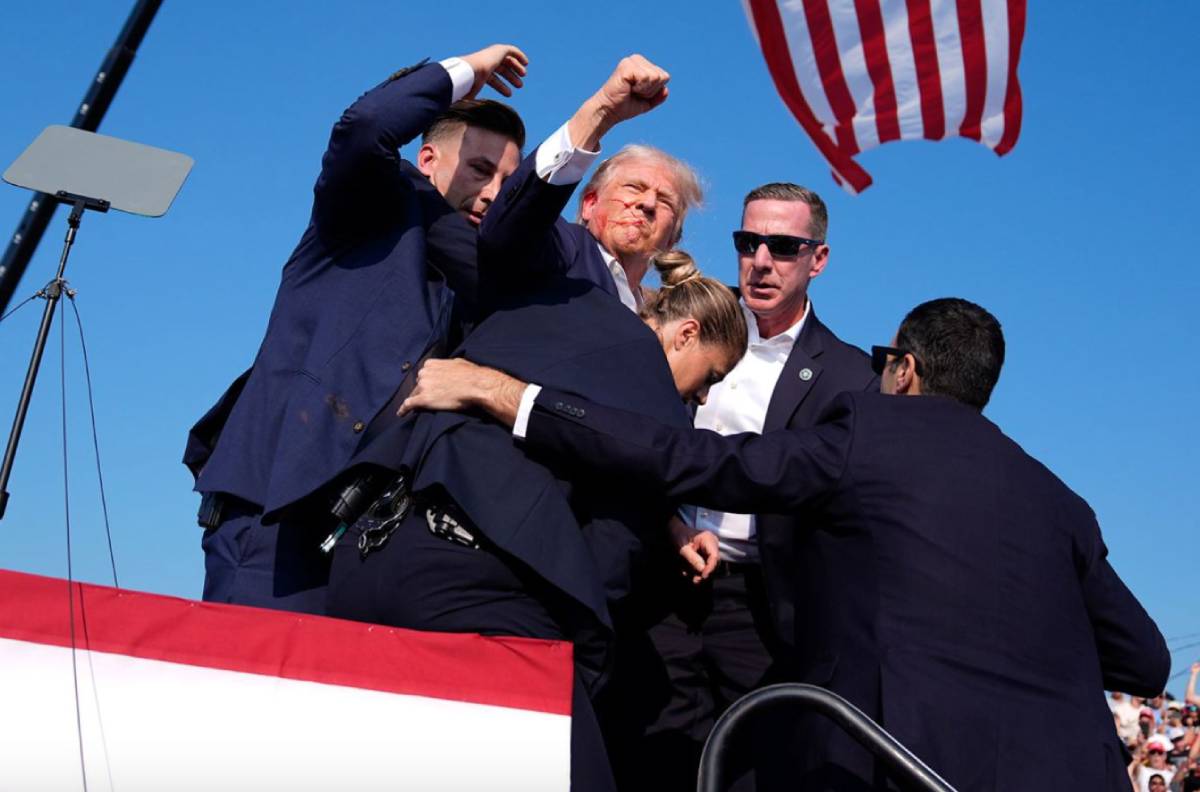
[
  {"xmin": 196, "ymin": 491, "xmax": 261, "ymax": 530},
  {"xmin": 710, "ymin": 560, "xmax": 761, "ymax": 579}
]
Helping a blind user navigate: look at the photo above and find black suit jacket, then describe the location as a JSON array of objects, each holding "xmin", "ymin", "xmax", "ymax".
[{"xmin": 522, "ymin": 389, "xmax": 1169, "ymax": 791}]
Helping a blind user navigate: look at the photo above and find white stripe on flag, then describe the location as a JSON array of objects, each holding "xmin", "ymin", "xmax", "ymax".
[
  {"xmin": 930, "ymin": 0, "xmax": 967, "ymax": 140},
  {"xmin": 881, "ymin": 0, "xmax": 925, "ymax": 140},
  {"xmin": 979, "ymin": 0, "xmax": 1011, "ymax": 148},
  {"xmin": 826, "ymin": 0, "xmax": 881, "ymax": 152},
  {"xmin": 779, "ymin": 0, "xmax": 841, "ymax": 141}
]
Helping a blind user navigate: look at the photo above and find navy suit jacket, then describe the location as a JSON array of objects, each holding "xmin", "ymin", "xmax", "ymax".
[
  {"xmin": 345, "ymin": 278, "xmax": 691, "ymax": 643},
  {"xmin": 478, "ymin": 151, "xmax": 617, "ymax": 300},
  {"xmin": 183, "ymin": 63, "xmax": 477, "ymax": 519},
  {"xmin": 750, "ymin": 309, "xmax": 876, "ymax": 653},
  {"xmin": 522, "ymin": 389, "xmax": 1169, "ymax": 791}
]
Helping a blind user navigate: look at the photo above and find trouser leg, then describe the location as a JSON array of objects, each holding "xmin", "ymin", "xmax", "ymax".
[
  {"xmin": 328, "ymin": 507, "xmax": 617, "ymax": 792},
  {"xmin": 633, "ymin": 567, "xmax": 779, "ymax": 792},
  {"xmin": 200, "ymin": 501, "xmax": 332, "ymax": 614}
]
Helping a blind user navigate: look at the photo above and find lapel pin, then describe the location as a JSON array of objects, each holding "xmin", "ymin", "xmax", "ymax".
[{"xmin": 799, "ymin": 368, "xmax": 813, "ymax": 381}]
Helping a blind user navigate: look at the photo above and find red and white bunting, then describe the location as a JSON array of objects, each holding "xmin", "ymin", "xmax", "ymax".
[
  {"xmin": 743, "ymin": 0, "xmax": 1027, "ymax": 193},
  {"xmin": 0, "ymin": 569, "xmax": 573, "ymax": 791}
]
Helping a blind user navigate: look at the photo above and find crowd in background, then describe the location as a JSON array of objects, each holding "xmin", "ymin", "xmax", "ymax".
[{"xmin": 1115, "ymin": 663, "xmax": 1200, "ymax": 791}]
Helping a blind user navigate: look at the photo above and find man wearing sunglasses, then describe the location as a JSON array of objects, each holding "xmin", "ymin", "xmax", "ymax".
[
  {"xmin": 396, "ymin": 296, "xmax": 1168, "ymax": 792},
  {"xmin": 631, "ymin": 183, "xmax": 876, "ymax": 791}
]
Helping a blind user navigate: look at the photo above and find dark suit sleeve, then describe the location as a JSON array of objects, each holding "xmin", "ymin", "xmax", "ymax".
[
  {"xmin": 478, "ymin": 152, "xmax": 581, "ymax": 293},
  {"xmin": 1073, "ymin": 513, "xmax": 1170, "ymax": 695},
  {"xmin": 313, "ymin": 62, "xmax": 453, "ymax": 236},
  {"xmin": 525, "ymin": 387, "xmax": 855, "ymax": 514},
  {"xmin": 402, "ymin": 160, "xmax": 480, "ymax": 305}
]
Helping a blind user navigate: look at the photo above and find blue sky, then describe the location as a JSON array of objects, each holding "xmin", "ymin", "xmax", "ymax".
[{"xmin": 1, "ymin": 2, "xmax": 1196, "ymax": 686}]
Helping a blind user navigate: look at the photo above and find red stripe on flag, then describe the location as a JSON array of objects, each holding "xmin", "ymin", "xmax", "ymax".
[
  {"xmin": 956, "ymin": 0, "xmax": 987, "ymax": 141},
  {"xmin": 905, "ymin": 0, "xmax": 946, "ymax": 140},
  {"xmin": 0, "ymin": 568, "xmax": 574, "ymax": 716},
  {"xmin": 802, "ymin": 0, "xmax": 862, "ymax": 156},
  {"xmin": 994, "ymin": 0, "xmax": 1026, "ymax": 155},
  {"xmin": 854, "ymin": 0, "xmax": 901, "ymax": 143},
  {"xmin": 748, "ymin": 0, "xmax": 873, "ymax": 192}
]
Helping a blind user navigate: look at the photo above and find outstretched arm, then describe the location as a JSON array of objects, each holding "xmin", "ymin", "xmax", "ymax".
[{"xmin": 400, "ymin": 358, "xmax": 852, "ymax": 515}]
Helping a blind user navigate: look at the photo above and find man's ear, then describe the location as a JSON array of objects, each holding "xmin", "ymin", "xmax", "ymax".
[
  {"xmin": 673, "ymin": 317, "xmax": 701, "ymax": 350},
  {"xmin": 893, "ymin": 353, "xmax": 919, "ymax": 395},
  {"xmin": 416, "ymin": 143, "xmax": 439, "ymax": 178},
  {"xmin": 580, "ymin": 189, "xmax": 599, "ymax": 224},
  {"xmin": 808, "ymin": 244, "xmax": 830, "ymax": 280}
]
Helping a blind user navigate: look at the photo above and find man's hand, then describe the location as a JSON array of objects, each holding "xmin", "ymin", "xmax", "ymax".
[
  {"xmin": 669, "ymin": 515, "xmax": 719, "ymax": 584},
  {"xmin": 398, "ymin": 357, "xmax": 526, "ymax": 428},
  {"xmin": 568, "ymin": 55, "xmax": 670, "ymax": 150},
  {"xmin": 459, "ymin": 44, "xmax": 529, "ymax": 99}
]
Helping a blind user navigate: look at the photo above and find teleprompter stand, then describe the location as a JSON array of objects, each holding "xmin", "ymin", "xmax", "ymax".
[{"xmin": 0, "ymin": 125, "xmax": 192, "ymax": 519}]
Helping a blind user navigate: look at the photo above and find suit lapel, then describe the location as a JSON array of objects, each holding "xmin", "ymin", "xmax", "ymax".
[
  {"xmin": 575, "ymin": 227, "xmax": 619, "ymax": 298},
  {"xmin": 763, "ymin": 309, "xmax": 828, "ymax": 432}
]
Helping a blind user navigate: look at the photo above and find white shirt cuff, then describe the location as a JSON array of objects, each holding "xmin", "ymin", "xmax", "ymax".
[
  {"xmin": 438, "ymin": 57, "xmax": 475, "ymax": 104},
  {"xmin": 534, "ymin": 122, "xmax": 600, "ymax": 186},
  {"xmin": 676, "ymin": 505, "xmax": 698, "ymax": 528},
  {"xmin": 512, "ymin": 384, "xmax": 543, "ymax": 440}
]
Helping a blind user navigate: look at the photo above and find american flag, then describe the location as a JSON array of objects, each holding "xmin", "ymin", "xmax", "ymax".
[{"xmin": 744, "ymin": 0, "xmax": 1028, "ymax": 193}]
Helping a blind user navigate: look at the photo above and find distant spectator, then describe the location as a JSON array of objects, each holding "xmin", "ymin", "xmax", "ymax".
[
  {"xmin": 1188, "ymin": 663, "xmax": 1200, "ymax": 707},
  {"xmin": 1131, "ymin": 734, "xmax": 1177, "ymax": 792},
  {"xmin": 1169, "ymin": 729, "xmax": 1192, "ymax": 768},
  {"xmin": 1144, "ymin": 707, "xmax": 1163, "ymax": 739},
  {"xmin": 1114, "ymin": 692, "xmax": 1148, "ymax": 745}
]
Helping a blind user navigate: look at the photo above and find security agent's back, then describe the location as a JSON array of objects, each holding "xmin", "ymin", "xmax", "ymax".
[
  {"xmin": 781, "ymin": 390, "xmax": 1164, "ymax": 790},
  {"xmin": 520, "ymin": 384, "xmax": 1167, "ymax": 790}
]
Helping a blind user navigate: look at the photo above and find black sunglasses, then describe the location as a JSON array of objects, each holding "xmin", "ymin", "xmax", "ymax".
[
  {"xmin": 732, "ymin": 230, "xmax": 823, "ymax": 257},
  {"xmin": 871, "ymin": 345, "xmax": 924, "ymax": 376}
]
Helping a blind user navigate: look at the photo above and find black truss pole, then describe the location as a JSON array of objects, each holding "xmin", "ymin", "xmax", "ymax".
[{"xmin": 0, "ymin": 0, "xmax": 163, "ymax": 314}]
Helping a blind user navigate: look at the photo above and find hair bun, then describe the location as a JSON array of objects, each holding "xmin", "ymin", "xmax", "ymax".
[{"xmin": 652, "ymin": 250, "xmax": 700, "ymax": 288}]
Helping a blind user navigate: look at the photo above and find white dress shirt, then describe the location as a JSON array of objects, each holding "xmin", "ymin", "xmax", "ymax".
[
  {"xmin": 679, "ymin": 300, "xmax": 809, "ymax": 562},
  {"xmin": 599, "ymin": 246, "xmax": 643, "ymax": 312}
]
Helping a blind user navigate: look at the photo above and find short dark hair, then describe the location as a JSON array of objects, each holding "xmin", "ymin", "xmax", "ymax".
[
  {"xmin": 422, "ymin": 99, "xmax": 525, "ymax": 150},
  {"xmin": 743, "ymin": 182, "xmax": 829, "ymax": 241},
  {"xmin": 895, "ymin": 298, "xmax": 1004, "ymax": 411}
]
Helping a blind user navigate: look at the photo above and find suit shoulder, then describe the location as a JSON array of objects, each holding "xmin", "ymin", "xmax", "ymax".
[
  {"xmin": 990, "ymin": 423, "xmax": 1097, "ymax": 516},
  {"xmin": 811, "ymin": 316, "xmax": 871, "ymax": 364}
]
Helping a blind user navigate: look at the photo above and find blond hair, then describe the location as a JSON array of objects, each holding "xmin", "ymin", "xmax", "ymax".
[{"xmin": 640, "ymin": 250, "xmax": 747, "ymax": 359}]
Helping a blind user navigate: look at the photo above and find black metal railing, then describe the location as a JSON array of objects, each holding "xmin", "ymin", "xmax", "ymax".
[{"xmin": 697, "ymin": 683, "xmax": 958, "ymax": 792}]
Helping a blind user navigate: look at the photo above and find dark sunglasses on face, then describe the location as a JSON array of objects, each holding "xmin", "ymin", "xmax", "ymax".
[
  {"xmin": 871, "ymin": 345, "xmax": 924, "ymax": 377},
  {"xmin": 732, "ymin": 230, "xmax": 823, "ymax": 257}
]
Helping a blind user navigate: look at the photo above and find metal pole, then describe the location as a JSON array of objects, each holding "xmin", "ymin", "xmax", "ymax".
[
  {"xmin": 0, "ymin": 198, "xmax": 99, "ymax": 520},
  {"xmin": 697, "ymin": 683, "xmax": 958, "ymax": 792},
  {"xmin": 0, "ymin": 0, "xmax": 163, "ymax": 314}
]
